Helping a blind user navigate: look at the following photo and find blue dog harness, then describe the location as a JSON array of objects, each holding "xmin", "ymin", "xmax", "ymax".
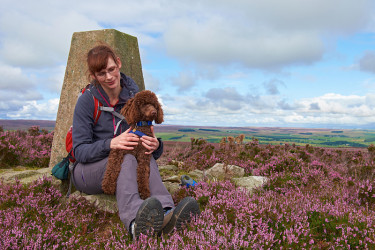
[{"xmin": 129, "ymin": 121, "xmax": 153, "ymax": 137}]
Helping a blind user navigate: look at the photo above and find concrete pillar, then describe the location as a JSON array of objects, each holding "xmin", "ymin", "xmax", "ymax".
[{"xmin": 49, "ymin": 29, "xmax": 145, "ymax": 168}]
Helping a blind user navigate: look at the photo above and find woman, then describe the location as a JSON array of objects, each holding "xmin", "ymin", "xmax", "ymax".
[{"xmin": 71, "ymin": 44, "xmax": 199, "ymax": 239}]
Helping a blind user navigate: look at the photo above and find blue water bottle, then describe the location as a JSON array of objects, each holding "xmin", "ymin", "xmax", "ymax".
[{"xmin": 181, "ymin": 175, "xmax": 197, "ymax": 188}]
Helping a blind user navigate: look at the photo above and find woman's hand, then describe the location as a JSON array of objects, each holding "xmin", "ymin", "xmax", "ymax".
[
  {"xmin": 110, "ymin": 128, "xmax": 139, "ymax": 150},
  {"xmin": 140, "ymin": 126, "xmax": 160, "ymax": 154}
]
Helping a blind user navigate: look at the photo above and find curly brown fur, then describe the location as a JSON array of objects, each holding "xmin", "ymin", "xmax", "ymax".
[{"xmin": 102, "ymin": 90, "xmax": 164, "ymax": 198}]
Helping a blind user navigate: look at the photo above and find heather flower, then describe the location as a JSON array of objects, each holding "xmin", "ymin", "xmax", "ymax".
[
  {"xmin": 0, "ymin": 127, "xmax": 53, "ymax": 168},
  {"xmin": 1, "ymin": 135, "xmax": 374, "ymax": 248}
]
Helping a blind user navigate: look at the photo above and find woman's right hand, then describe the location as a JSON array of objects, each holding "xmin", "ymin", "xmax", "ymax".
[{"xmin": 110, "ymin": 128, "xmax": 139, "ymax": 150}]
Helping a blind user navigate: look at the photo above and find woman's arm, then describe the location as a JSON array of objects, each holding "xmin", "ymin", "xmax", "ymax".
[
  {"xmin": 140, "ymin": 126, "xmax": 164, "ymax": 160},
  {"xmin": 152, "ymin": 138, "xmax": 163, "ymax": 160},
  {"xmin": 72, "ymin": 92, "xmax": 111, "ymax": 163}
]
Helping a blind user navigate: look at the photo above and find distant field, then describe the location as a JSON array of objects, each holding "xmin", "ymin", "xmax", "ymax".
[
  {"xmin": 0, "ymin": 119, "xmax": 55, "ymax": 131},
  {"xmin": 155, "ymin": 125, "xmax": 375, "ymax": 148},
  {"xmin": 1, "ymin": 120, "xmax": 374, "ymax": 148}
]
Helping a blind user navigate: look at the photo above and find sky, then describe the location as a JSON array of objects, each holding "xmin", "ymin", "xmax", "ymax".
[{"xmin": 1, "ymin": 0, "xmax": 375, "ymax": 129}]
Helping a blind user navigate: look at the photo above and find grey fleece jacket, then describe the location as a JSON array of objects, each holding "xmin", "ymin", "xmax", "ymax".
[{"xmin": 72, "ymin": 73, "xmax": 163, "ymax": 163}]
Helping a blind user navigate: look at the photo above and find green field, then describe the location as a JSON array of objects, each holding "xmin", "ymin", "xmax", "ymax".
[
  {"xmin": 155, "ymin": 125, "xmax": 375, "ymax": 148},
  {"xmin": 1, "ymin": 120, "xmax": 374, "ymax": 148}
]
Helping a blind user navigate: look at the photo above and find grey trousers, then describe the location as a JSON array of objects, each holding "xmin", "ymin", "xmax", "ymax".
[{"xmin": 72, "ymin": 154, "xmax": 175, "ymax": 230}]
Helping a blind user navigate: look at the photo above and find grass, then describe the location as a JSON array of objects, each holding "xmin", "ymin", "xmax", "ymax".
[{"xmin": 155, "ymin": 126, "xmax": 375, "ymax": 148}]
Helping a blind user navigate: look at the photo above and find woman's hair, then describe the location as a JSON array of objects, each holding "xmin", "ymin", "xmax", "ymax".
[{"xmin": 86, "ymin": 44, "xmax": 119, "ymax": 81}]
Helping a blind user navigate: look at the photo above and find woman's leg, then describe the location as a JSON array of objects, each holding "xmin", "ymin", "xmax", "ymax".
[
  {"xmin": 149, "ymin": 156, "xmax": 175, "ymax": 208},
  {"xmin": 71, "ymin": 157, "xmax": 107, "ymax": 195},
  {"xmin": 116, "ymin": 154, "xmax": 174, "ymax": 230}
]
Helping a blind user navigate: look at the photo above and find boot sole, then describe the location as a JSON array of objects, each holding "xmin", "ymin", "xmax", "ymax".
[
  {"xmin": 162, "ymin": 196, "xmax": 200, "ymax": 235},
  {"xmin": 134, "ymin": 197, "xmax": 164, "ymax": 238}
]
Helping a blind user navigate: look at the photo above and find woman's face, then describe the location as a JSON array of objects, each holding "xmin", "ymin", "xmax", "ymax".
[{"xmin": 94, "ymin": 56, "xmax": 122, "ymax": 92}]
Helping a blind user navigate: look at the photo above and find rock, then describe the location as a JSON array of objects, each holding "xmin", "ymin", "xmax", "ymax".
[
  {"xmin": 169, "ymin": 160, "xmax": 184, "ymax": 168},
  {"xmin": 163, "ymin": 175, "xmax": 180, "ymax": 183},
  {"xmin": 205, "ymin": 163, "xmax": 245, "ymax": 180},
  {"xmin": 158, "ymin": 165, "xmax": 179, "ymax": 180},
  {"xmin": 187, "ymin": 169, "xmax": 205, "ymax": 182},
  {"xmin": 162, "ymin": 182, "xmax": 180, "ymax": 196},
  {"xmin": 232, "ymin": 176, "xmax": 269, "ymax": 193},
  {"xmin": 0, "ymin": 167, "xmax": 61, "ymax": 186},
  {"xmin": 158, "ymin": 165, "xmax": 178, "ymax": 172},
  {"xmin": 70, "ymin": 191, "xmax": 118, "ymax": 214}
]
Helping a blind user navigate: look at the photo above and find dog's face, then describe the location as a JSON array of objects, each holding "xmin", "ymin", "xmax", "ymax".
[
  {"xmin": 122, "ymin": 90, "xmax": 164, "ymax": 125},
  {"xmin": 140, "ymin": 104, "xmax": 157, "ymax": 121}
]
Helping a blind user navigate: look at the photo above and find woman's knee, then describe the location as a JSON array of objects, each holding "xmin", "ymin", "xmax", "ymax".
[{"xmin": 122, "ymin": 154, "xmax": 136, "ymax": 163}]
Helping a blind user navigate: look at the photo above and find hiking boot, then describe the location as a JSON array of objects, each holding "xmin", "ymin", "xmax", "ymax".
[
  {"xmin": 162, "ymin": 196, "xmax": 200, "ymax": 235},
  {"xmin": 131, "ymin": 197, "xmax": 164, "ymax": 239}
]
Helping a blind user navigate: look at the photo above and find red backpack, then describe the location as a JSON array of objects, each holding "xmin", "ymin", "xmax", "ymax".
[{"xmin": 65, "ymin": 85, "xmax": 103, "ymax": 163}]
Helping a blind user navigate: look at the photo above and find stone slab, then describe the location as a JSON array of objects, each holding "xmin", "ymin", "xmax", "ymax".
[
  {"xmin": 69, "ymin": 191, "xmax": 118, "ymax": 214},
  {"xmin": 0, "ymin": 168, "xmax": 61, "ymax": 186}
]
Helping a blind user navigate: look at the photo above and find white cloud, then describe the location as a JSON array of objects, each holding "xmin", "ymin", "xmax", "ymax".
[
  {"xmin": 0, "ymin": 3, "xmax": 100, "ymax": 68},
  {"xmin": 1, "ymin": 1, "xmax": 373, "ymax": 71},
  {"xmin": 263, "ymin": 79, "xmax": 286, "ymax": 95},
  {"xmin": 162, "ymin": 0, "xmax": 373, "ymax": 69},
  {"xmin": 365, "ymin": 93, "xmax": 375, "ymax": 107},
  {"xmin": 0, "ymin": 64, "xmax": 34, "ymax": 90},
  {"xmin": 143, "ymin": 70, "xmax": 161, "ymax": 92},
  {"xmin": 170, "ymin": 71, "xmax": 197, "ymax": 92},
  {"xmin": 161, "ymin": 90, "xmax": 375, "ymax": 127},
  {"xmin": 164, "ymin": 19, "xmax": 324, "ymax": 69},
  {"xmin": 232, "ymin": 0, "xmax": 372, "ymax": 32},
  {"xmin": 5, "ymin": 99, "xmax": 59, "ymax": 120},
  {"xmin": 0, "ymin": 63, "xmax": 57, "ymax": 120},
  {"xmin": 45, "ymin": 65, "xmax": 67, "ymax": 94},
  {"xmin": 295, "ymin": 93, "xmax": 375, "ymax": 116}
]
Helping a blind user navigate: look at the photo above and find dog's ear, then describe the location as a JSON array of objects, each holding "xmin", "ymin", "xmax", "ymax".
[
  {"xmin": 155, "ymin": 102, "xmax": 164, "ymax": 124},
  {"xmin": 123, "ymin": 97, "xmax": 139, "ymax": 125}
]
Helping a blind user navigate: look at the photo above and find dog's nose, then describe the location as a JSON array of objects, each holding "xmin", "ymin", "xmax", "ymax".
[{"xmin": 151, "ymin": 110, "xmax": 157, "ymax": 116}]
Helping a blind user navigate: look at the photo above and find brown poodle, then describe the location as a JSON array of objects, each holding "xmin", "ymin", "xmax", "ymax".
[{"xmin": 101, "ymin": 90, "xmax": 164, "ymax": 199}]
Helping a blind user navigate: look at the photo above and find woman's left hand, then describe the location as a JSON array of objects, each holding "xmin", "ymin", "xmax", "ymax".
[{"xmin": 141, "ymin": 126, "xmax": 160, "ymax": 154}]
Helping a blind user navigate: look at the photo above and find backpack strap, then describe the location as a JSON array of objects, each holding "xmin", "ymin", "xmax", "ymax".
[
  {"xmin": 99, "ymin": 106, "xmax": 126, "ymax": 135},
  {"xmin": 81, "ymin": 84, "xmax": 126, "ymax": 134},
  {"xmin": 93, "ymin": 96, "xmax": 102, "ymax": 125},
  {"xmin": 66, "ymin": 161, "xmax": 78, "ymax": 198},
  {"xmin": 82, "ymin": 88, "xmax": 102, "ymax": 125},
  {"xmin": 99, "ymin": 106, "xmax": 125, "ymax": 120}
]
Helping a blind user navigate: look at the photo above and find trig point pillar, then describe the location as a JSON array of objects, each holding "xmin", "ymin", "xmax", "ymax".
[{"xmin": 49, "ymin": 29, "xmax": 145, "ymax": 168}]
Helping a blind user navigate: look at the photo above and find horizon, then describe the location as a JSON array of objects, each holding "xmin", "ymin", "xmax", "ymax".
[
  {"xmin": 0, "ymin": 118, "xmax": 374, "ymax": 131},
  {"xmin": 0, "ymin": 1, "xmax": 375, "ymax": 129}
]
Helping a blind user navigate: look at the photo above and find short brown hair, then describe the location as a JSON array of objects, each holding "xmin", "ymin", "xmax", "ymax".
[{"xmin": 87, "ymin": 44, "xmax": 119, "ymax": 81}]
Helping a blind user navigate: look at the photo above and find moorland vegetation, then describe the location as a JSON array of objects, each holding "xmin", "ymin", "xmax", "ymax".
[{"xmin": 0, "ymin": 126, "xmax": 374, "ymax": 249}]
